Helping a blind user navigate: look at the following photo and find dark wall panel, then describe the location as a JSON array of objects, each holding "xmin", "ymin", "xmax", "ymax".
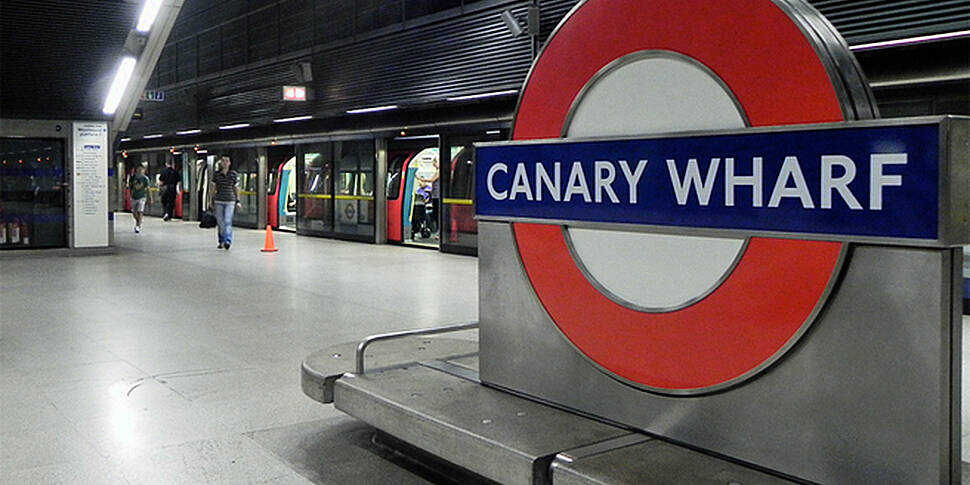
[
  {"xmin": 198, "ymin": 30, "xmax": 222, "ymax": 77},
  {"xmin": 309, "ymin": 5, "xmax": 532, "ymax": 113},
  {"xmin": 248, "ymin": 9, "xmax": 279, "ymax": 62},
  {"xmin": 126, "ymin": 0, "xmax": 969, "ymax": 138},
  {"xmin": 810, "ymin": 0, "xmax": 970, "ymax": 44},
  {"xmin": 128, "ymin": 1, "xmax": 536, "ymax": 136},
  {"xmin": 198, "ymin": 63, "xmax": 296, "ymax": 125},
  {"xmin": 405, "ymin": 0, "xmax": 463, "ymax": 20},
  {"xmin": 221, "ymin": 18, "xmax": 249, "ymax": 70},
  {"xmin": 278, "ymin": 0, "xmax": 314, "ymax": 52},
  {"xmin": 156, "ymin": 45, "xmax": 178, "ymax": 87},
  {"xmin": 315, "ymin": 0, "xmax": 355, "ymax": 44},
  {"xmin": 177, "ymin": 38, "xmax": 198, "ymax": 82}
]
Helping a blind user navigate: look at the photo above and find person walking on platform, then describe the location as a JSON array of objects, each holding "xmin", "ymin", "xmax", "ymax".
[
  {"xmin": 159, "ymin": 160, "xmax": 180, "ymax": 221},
  {"xmin": 208, "ymin": 156, "xmax": 241, "ymax": 250},
  {"xmin": 129, "ymin": 165, "xmax": 150, "ymax": 233}
]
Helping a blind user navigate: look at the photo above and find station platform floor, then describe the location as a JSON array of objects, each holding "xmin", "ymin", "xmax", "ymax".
[
  {"xmin": 1, "ymin": 215, "xmax": 477, "ymax": 484},
  {"xmin": 1, "ymin": 214, "xmax": 968, "ymax": 484}
]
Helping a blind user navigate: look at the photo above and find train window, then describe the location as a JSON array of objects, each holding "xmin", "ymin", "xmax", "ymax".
[
  {"xmin": 359, "ymin": 172, "xmax": 374, "ymax": 197},
  {"xmin": 303, "ymin": 152, "xmax": 331, "ymax": 194},
  {"xmin": 441, "ymin": 133, "xmax": 498, "ymax": 251},
  {"xmin": 267, "ymin": 170, "xmax": 277, "ymax": 195},
  {"xmin": 448, "ymin": 146, "xmax": 474, "ymax": 200},
  {"xmin": 337, "ymin": 169, "xmax": 356, "ymax": 195},
  {"xmin": 386, "ymin": 152, "xmax": 410, "ymax": 200}
]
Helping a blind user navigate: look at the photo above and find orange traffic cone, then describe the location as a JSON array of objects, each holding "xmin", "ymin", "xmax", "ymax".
[{"xmin": 261, "ymin": 225, "xmax": 278, "ymax": 252}]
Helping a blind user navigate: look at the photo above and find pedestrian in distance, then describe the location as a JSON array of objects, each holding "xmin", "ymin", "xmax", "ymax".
[
  {"xmin": 208, "ymin": 156, "xmax": 241, "ymax": 250},
  {"xmin": 159, "ymin": 159, "xmax": 180, "ymax": 221},
  {"xmin": 129, "ymin": 165, "xmax": 150, "ymax": 233}
]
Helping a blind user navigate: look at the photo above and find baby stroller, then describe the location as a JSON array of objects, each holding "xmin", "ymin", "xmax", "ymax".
[{"xmin": 411, "ymin": 184, "xmax": 437, "ymax": 240}]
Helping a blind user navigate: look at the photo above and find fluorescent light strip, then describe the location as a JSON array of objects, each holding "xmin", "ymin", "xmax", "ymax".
[
  {"xmin": 485, "ymin": 130, "xmax": 501, "ymax": 135},
  {"xmin": 273, "ymin": 115, "xmax": 313, "ymax": 123},
  {"xmin": 196, "ymin": 150, "xmax": 208, "ymax": 154},
  {"xmin": 136, "ymin": 0, "xmax": 164, "ymax": 33},
  {"xmin": 176, "ymin": 129, "xmax": 201, "ymax": 135},
  {"xmin": 119, "ymin": 137, "xmax": 131, "ymax": 142},
  {"xmin": 394, "ymin": 134, "xmax": 439, "ymax": 140},
  {"xmin": 446, "ymin": 89, "xmax": 519, "ymax": 102},
  {"xmin": 218, "ymin": 123, "xmax": 250, "ymax": 130},
  {"xmin": 346, "ymin": 105, "xmax": 398, "ymax": 114},
  {"xmin": 102, "ymin": 57, "xmax": 137, "ymax": 115},
  {"xmin": 143, "ymin": 134, "xmax": 163, "ymax": 139},
  {"xmin": 172, "ymin": 151, "xmax": 182, "ymax": 155},
  {"xmin": 851, "ymin": 30, "xmax": 970, "ymax": 51}
]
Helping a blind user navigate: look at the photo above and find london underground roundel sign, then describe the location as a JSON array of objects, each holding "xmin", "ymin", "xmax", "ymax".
[{"xmin": 508, "ymin": 0, "xmax": 875, "ymax": 394}]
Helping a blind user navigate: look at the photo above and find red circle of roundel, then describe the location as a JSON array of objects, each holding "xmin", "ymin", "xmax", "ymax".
[{"xmin": 512, "ymin": 0, "xmax": 847, "ymax": 392}]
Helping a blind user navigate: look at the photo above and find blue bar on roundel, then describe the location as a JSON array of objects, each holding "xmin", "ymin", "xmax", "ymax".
[{"xmin": 476, "ymin": 123, "xmax": 942, "ymax": 242}]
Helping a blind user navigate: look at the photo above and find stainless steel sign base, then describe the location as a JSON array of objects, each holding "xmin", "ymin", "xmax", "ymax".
[{"xmin": 479, "ymin": 221, "xmax": 962, "ymax": 484}]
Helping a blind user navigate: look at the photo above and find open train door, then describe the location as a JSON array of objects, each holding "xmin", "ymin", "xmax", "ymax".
[{"xmin": 267, "ymin": 145, "xmax": 296, "ymax": 230}]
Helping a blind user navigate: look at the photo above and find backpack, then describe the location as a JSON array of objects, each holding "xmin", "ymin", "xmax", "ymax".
[{"xmin": 199, "ymin": 210, "xmax": 217, "ymax": 228}]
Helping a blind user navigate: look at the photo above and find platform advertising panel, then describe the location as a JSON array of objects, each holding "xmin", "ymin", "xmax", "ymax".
[{"xmin": 72, "ymin": 122, "xmax": 109, "ymax": 247}]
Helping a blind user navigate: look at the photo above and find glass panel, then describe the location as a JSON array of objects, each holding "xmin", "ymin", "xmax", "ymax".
[
  {"xmin": 268, "ymin": 146, "xmax": 297, "ymax": 231},
  {"xmin": 181, "ymin": 154, "xmax": 194, "ymax": 219},
  {"xmin": 267, "ymin": 168, "xmax": 277, "ymax": 195},
  {"xmin": 442, "ymin": 131, "xmax": 503, "ymax": 250},
  {"xmin": 385, "ymin": 152, "xmax": 409, "ymax": 200},
  {"xmin": 228, "ymin": 147, "xmax": 259, "ymax": 228},
  {"xmin": 281, "ymin": 156, "xmax": 297, "ymax": 229},
  {"xmin": 0, "ymin": 138, "xmax": 66, "ymax": 249},
  {"xmin": 297, "ymin": 142, "xmax": 333, "ymax": 235},
  {"xmin": 333, "ymin": 140, "xmax": 375, "ymax": 237},
  {"xmin": 144, "ymin": 151, "xmax": 166, "ymax": 218}
]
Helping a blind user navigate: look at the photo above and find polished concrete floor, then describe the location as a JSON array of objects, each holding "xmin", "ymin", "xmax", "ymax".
[
  {"xmin": 1, "ymin": 216, "xmax": 969, "ymax": 484},
  {"xmin": 1, "ymin": 216, "xmax": 477, "ymax": 484}
]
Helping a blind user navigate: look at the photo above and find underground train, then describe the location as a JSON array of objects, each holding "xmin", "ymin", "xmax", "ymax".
[{"xmin": 121, "ymin": 139, "xmax": 479, "ymax": 250}]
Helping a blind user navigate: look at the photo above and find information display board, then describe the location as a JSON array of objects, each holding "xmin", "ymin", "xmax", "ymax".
[{"xmin": 72, "ymin": 122, "xmax": 109, "ymax": 247}]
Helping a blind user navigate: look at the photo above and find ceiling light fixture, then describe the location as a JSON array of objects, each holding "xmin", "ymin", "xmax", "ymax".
[
  {"xmin": 346, "ymin": 105, "xmax": 398, "ymax": 114},
  {"xmin": 851, "ymin": 30, "xmax": 970, "ymax": 51},
  {"xmin": 102, "ymin": 57, "xmax": 137, "ymax": 115},
  {"xmin": 273, "ymin": 115, "xmax": 313, "ymax": 123},
  {"xmin": 136, "ymin": 0, "xmax": 164, "ymax": 33},
  {"xmin": 176, "ymin": 129, "xmax": 201, "ymax": 135},
  {"xmin": 393, "ymin": 134, "xmax": 439, "ymax": 140},
  {"xmin": 446, "ymin": 90, "xmax": 519, "ymax": 102},
  {"xmin": 218, "ymin": 123, "xmax": 250, "ymax": 130}
]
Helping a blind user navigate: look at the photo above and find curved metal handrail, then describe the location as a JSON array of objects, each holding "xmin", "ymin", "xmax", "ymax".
[{"xmin": 355, "ymin": 322, "xmax": 479, "ymax": 374}]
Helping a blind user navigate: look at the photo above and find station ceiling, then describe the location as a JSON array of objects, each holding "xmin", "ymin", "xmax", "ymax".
[{"xmin": 0, "ymin": 0, "xmax": 139, "ymax": 121}]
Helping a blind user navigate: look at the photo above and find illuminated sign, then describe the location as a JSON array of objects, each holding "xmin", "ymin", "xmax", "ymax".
[
  {"xmin": 142, "ymin": 90, "xmax": 164, "ymax": 102},
  {"xmin": 283, "ymin": 86, "xmax": 307, "ymax": 101}
]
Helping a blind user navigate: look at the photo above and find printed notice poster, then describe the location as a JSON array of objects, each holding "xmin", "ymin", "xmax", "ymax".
[{"xmin": 72, "ymin": 122, "xmax": 109, "ymax": 247}]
